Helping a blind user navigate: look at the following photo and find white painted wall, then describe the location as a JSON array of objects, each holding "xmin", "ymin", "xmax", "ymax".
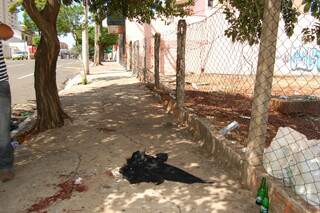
[{"xmin": 125, "ymin": 2, "xmax": 320, "ymax": 77}]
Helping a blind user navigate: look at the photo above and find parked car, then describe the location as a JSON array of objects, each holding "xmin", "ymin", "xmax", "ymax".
[
  {"xmin": 12, "ymin": 51, "xmax": 28, "ymax": 60},
  {"xmin": 59, "ymin": 49, "xmax": 71, "ymax": 59}
]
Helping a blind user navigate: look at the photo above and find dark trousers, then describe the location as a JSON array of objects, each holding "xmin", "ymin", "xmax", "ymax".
[{"xmin": 0, "ymin": 80, "xmax": 13, "ymax": 170}]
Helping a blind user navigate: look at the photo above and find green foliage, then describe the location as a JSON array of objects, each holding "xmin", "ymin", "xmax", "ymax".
[
  {"xmin": 106, "ymin": 0, "xmax": 194, "ymax": 23},
  {"xmin": 99, "ymin": 27, "xmax": 119, "ymax": 47},
  {"xmin": 281, "ymin": 0, "xmax": 299, "ymax": 37},
  {"xmin": 89, "ymin": 0, "xmax": 108, "ymax": 23},
  {"xmin": 8, "ymin": 0, "xmax": 23, "ymax": 13},
  {"xmin": 9, "ymin": 0, "xmax": 46, "ymax": 13},
  {"xmin": 218, "ymin": 0, "xmax": 320, "ymax": 45},
  {"xmin": 21, "ymin": 3, "xmax": 83, "ymax": 46},
  {"xmin": 76, "ymin": 25, "xmax": 118, "ymax": 58},
  {"xmin": 70, "ymin": 45, "xmax": 81, "ymax": 57},
  {"xmin": 22, "ymin": 11, "xmax": 38, "ymax": 32},
  {"xmin": 81, "ymin": 75, "xmax": 88, "ymax": 85},
  {"xmin": 301, "ymin": 0, "xmax": 320, "ymax": 44},
  {"xmin": 17, "ymin": 0, "xmax": 192, "ymax": 47},
  {"xmin": 32, "ymin": 34, "xmax": 41, "ymax": 46},
  {"xmin": 219, "ymin": 0, "xmax": 264, "ymax": 45},
  {"xmin": 56, "ymin": 4, "xmax": 83, "ymax": 44}
]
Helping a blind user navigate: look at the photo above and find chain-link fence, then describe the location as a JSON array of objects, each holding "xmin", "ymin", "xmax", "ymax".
[{"xmin": 127, "ymin": 0, "xmax": 320, "ymax": 208}]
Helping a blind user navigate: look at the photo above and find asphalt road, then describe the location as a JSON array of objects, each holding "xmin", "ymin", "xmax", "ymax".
[{"xmin": 6, "ymin": 59, "xmax": 83, "ymax": 106}]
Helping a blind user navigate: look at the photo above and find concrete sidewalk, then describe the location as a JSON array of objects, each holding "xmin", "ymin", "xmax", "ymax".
[{"xmin": 0, "ymin": 63, "xmax": 258, "ymax": 213}]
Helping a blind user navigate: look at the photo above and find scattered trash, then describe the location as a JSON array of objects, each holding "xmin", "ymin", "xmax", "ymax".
[
  {"xmin": 263, "ymin": 127, "xmax": 320, "ymax": 207},
  {"xmin": 74, "ymin": 177, "xmax": 83, "ymax": 185},
  {"xmin": 279, "ymin": 96, "xmax": 288, "ymax": 100},
  {"xmin": 256, "ymin": 177, "xmax": 267, "ymax": 205},
  {"xmin": 169, "ymin": 92, "xmax": 176, "ymax": 100},
  {"xmin": 10, "ymin": 139, "xmax": 20, "ymax": 149},
  {"xmin": 120, "ymin": 151, "xmax": 211, "ymax": 185},
  {"xmin": 219, "ymin": 121, "xmax": 240, "ymax": 136},
  {"xmin": 105, "ymin": 170, "xmax": 114, "ymax": 178},
  {"xmin": 305, "ymin": 95, "xmax": 318, "ymax": 101},
  {"xmin": 239, "ymin": 115, "xmax": 251, "ymax": 120},
  {"xmin": 110, "ymin": 168, "xmax": 122, "ymax": 182},
  {"xmin": 191, "ymin": 83, "xmax": 199, "ymax": 90},
  {"xmin": 163, "ymin": 122, "xmax": 175, "ymax": 128},
  {"xmin": 97, "ymin": 127, "xmax": 116, "ymax": 133},
  {"xmin": 21, "ymin": 111, "xmax": 33, "ymax": 118},
  {"xmin": 10, "ymin": 121, "xmax": 19, "ymax": 131}
]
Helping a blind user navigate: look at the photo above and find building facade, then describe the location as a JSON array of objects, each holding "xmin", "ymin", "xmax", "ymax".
[
  {"xmin": 1, "ymin": 0, "xmax": 22, "ymax": 57},
  {"xmin": 124, "ymin": 0, "xmax": 219, "ymax": 74},
  {"xmin": 125, "ymin": 0, "xmax": 320, "ymax": 78},
  {"xmin": 0, "ymin": 0, "xmax": 19, "ymax": 30}
]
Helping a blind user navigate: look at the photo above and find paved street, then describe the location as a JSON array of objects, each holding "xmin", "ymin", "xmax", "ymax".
[{"xmin": 6, "ymin": 59, "xmax": 83, "ymax": 105}]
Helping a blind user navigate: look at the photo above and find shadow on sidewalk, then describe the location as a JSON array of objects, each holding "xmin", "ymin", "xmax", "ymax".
[{"xmin": 0, "ymin": 75, "xmax": 257, "ymax": 213}]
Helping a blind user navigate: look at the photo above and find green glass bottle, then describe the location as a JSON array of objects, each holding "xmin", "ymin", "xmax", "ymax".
[
  {"xmin": 256, "ymin": 177, "xmax": 266, "ymax": 205},
  {"xmin": 260, "ymin": 185, "xmax": 269, "ymax": 213}
]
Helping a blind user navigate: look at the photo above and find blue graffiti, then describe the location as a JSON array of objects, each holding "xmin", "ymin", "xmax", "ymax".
[{"xmin": 290, "ymin": 47, "xmax": 320, "ymax": 72}]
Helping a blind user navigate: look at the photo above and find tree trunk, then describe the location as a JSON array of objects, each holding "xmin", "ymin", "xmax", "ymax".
[
  {"xmin": 100, "ymin": 45, "xmax": 104, "ymax": 62},
  {"xmin": 33, "ymin": 32, "xmax": 68, "ymax": 132},
  {"xmin": 22, "ymin": 0, "xmax": 68, "ymax": 133},
  {"xmin": 94, "ymin": 20, "xmax": 102, "ymax": 66}
]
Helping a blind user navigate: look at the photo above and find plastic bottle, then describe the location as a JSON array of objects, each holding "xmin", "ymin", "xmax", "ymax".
[
  {"xmin": 11, "ymin": 139, "xmax": 20, "ymax": 149},
  {"xmin": 219, "ymin": 121, "xmax": 240, "ymax": 136}
]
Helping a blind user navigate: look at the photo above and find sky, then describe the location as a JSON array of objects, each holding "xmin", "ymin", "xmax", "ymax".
[
  {"xmin": 60, "ymin": 34, "xmax": 75, "ymax": 48},
  {"xmin": 18, "ymin": 12, "xmax": 76, "ymax": 48}
]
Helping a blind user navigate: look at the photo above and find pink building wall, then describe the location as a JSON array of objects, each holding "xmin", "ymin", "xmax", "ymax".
[
  {"xmin": 193, "ymin": 0, "xmax": 207, "ymax": 16},
  {"xmin": 125, "ymin": 0, "xmax": 209, "ymax": 74}
]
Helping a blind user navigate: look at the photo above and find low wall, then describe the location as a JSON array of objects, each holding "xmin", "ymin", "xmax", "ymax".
[{"xmin": 143, "ymin": 81, "xmax": 318, "ymax": 213}]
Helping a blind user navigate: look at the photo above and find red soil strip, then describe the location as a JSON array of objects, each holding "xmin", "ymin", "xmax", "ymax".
[{"xmin": 184, "ymin": 90, "xmax": 320, "ymax": 146}]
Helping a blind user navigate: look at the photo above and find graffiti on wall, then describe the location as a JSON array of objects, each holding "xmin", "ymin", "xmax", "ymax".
[{"xmin": 290, "ymin": 47, "xmax": 320, "ymax": 72}]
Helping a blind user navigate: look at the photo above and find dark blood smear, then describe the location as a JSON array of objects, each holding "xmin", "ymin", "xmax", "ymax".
[{"xmin": 27, "ymin": 179, "xmax": 88, "ymax": 213}]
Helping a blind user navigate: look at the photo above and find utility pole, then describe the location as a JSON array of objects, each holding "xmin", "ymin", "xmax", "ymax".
[{"xmin": 82, "ymin": 0, "xmax": 89, "ymax": 83}]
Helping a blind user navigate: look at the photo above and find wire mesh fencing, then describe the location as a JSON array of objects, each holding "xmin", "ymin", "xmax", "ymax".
[
  {"xmin": 183, "ymin": 0, "xmax": 319, "ymax": 208},
  {"xmin": 127, "ymin": 0, "xmax": 319, "ymax": 208}
]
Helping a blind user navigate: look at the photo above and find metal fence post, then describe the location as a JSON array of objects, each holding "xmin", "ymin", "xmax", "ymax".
[
  {"xmin": 176, "ymin": 20, "xmax": 187, "ymax": 113},
  {"xmin": 246, "ymin": 0, "xmax": 281, "ymax": 166},
  {"xmin": 154, "ymin": 33, "xmax": 161, "ymax": 88}
]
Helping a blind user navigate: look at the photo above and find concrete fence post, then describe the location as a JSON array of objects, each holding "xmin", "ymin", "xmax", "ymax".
[
  {"xmin": 154, "ymin": 33, "xmax": 161, "ymax": 89},
  {"xmin": 129, "ymin": 41, "xmax": 133, "ymax": 71},
  {"xmin": 136, "ymin": 40, "xmax": 140, "ymax": 75},
  {"xmin": 144, "ymin": 37, "xmax": 147, "ymax": 82},
  {"xmin": 246, "ymin": 0, "xmax": 281, "ymax": 167},
  {"xmin": 176, "ymin": 20, "xmax": 187, "ymax": 113},
  {"xmin": 133, "ymin": 41, "xmax": 137, "ymax": 74}
]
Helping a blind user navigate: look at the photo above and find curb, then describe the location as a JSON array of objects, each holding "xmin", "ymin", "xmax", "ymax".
[
  {"xmin": 145, "ymin": 82, "xmax": 316, "ymax": 213},
  {"xmin": 11, "ymin": 73, "xmax": 82, "ymax": 138},
  {"xmin": 59, "ymin": 74, "xmax": 82, "ymax": 94}
]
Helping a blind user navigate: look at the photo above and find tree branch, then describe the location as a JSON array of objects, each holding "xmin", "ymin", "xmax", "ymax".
[
  {"xmin": 23, "ymin": 0, "xmax": 50, "ymax": 34},
  {"xmin": 47, "ymin": 0, "xmax": 60, "ymax": 22}
]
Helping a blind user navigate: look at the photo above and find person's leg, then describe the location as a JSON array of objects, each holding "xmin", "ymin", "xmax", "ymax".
[{"xmin": 0, "ymin": 80, "xmax": 14, "ymax": 181}]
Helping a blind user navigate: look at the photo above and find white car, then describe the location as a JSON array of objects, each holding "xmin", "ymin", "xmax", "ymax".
[{"xmin": 12, "ymin": 51, "xmax": 28, "ymax": 60}]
